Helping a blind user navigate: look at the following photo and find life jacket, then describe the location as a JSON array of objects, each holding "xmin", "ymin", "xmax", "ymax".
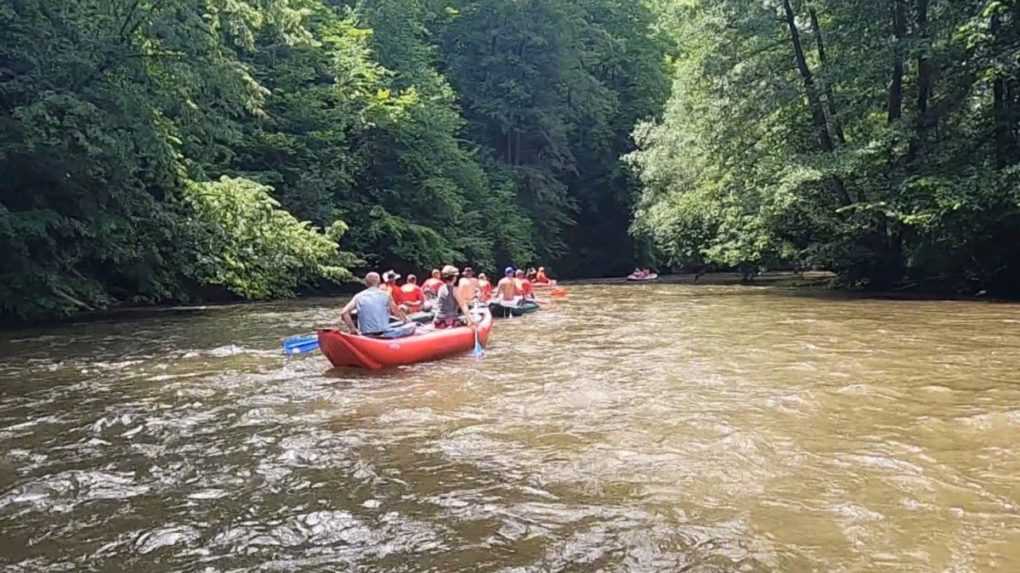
[
  {"xmin": 422, "ymin": 278, "xmax": 443, "ymax": 297},
  {"xmin": 400, "ymin": 284, "xmax": 424, "ymax": 303}
]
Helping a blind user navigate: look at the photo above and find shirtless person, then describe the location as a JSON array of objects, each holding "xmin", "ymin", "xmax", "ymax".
[
  {"xmin": 458, "ymin": 266, "xmax": 480, "ymax": 305},
  {"xmin": 496, "ymin": 266, "xmax": 517, "ymax": 305}
]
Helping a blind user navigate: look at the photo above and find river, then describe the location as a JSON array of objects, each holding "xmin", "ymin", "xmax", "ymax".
[{"xmin": 1, "ymin": 284, "xmax": 1018, "ymax": 571}]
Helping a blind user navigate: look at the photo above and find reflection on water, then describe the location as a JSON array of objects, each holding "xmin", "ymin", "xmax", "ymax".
[{"xmin": 1, "ymin": 285, "xmax": 1019, "ymax": 571}]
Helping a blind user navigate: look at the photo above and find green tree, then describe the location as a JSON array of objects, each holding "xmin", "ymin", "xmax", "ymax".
[{"xmin": 630, "ymin": 0, "xmax": 1020, "ymax": 293}]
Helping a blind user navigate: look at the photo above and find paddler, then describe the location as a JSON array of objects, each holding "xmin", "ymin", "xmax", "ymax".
[
  {"xmin": 400, "ymin": 274, "xmax": 425, "ymax": 313},
  {"xmin": 422, "ymin": 268, "xmax": 443, "ymax": 298},
  {"xmin": 341, "ymin": 272, "xmax": 410, "ymax": 337},
  {"xmin": 514, "ymin": 269, "xmax": 535, "ymax": 300},
  {"xmin": 459, "ymin": 266, "xmax": 480, "ymax": 304},
  {"xmin": 382, "ymin": 270, "xmax": 404, "ymax": 307},
  {"xmin": 477, "ymin": 273, "xmax": 493, "ymax": 302},
  {"xmin": 535, "ymin": 266, "xmax": 550, "ymax": 284},
  {"xmin": 496, "ymin": 267, "xmax": 517, "ymax": 305},
  {"xmin": 434, "ymin": 265, "xmax": 479, "ymax": 329}
]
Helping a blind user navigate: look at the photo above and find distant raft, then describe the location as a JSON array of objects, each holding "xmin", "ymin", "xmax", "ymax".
[
  {"xmin": 626, "ymin": 273, "xmax": 659, "ymax": 282},
  {"xmin": 488, "ymin": 300, "xmax": 541, "ymax": 318},
  {"xmin": 318, "ymin": 309, "xmax": 492, "ymax": 369}
]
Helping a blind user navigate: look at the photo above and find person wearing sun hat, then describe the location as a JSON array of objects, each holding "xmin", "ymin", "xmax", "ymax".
[
  {"xmin": 433, "ymin": 265, "xmax": 478, "ymax": 329},
  {"xmin": 381, "ymin": 270, "xmax": 404, "ymax": 306}
]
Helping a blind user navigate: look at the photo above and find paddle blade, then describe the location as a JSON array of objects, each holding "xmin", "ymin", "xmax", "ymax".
[
  {"xmin": 283, "ymin": 334, "xmax": 320, "ymax": 356},
  {"xmin": 472, "ymin": 329, "xmax": 485, "ymax": 358}
]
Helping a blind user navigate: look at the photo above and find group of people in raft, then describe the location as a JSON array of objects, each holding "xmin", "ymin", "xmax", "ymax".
[{"xmin": 340, "ymin": 265, "xmax": 554, "ymax": 338}]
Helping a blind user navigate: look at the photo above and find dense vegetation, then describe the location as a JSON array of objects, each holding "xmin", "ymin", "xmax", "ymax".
[
  {"xmin": 0, "ymin": 0, "xmax": 667, "ymax": 319},
  {"xmin": 631, "ymin": 0, "xmax": 1020, "ymax": 294},
  {"xmin": 3, "ymin": 1, "xmax": 1019, "ymax": 320}
]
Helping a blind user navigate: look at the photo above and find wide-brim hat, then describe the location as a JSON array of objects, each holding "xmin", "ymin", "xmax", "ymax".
[
  {"xmin": 383, "ymin": 270, "xmax": 401, "ymax": 281},
  {"xmin": 441, "ymin": 265, "xmax": 460, "ymax": 277}
]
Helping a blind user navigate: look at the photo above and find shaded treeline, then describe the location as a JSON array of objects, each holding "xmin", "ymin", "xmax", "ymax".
[
  {"xmin": 631, "ymin": 0, "xmax": 1020, "ymax": 295},
  {"xmin": 0, "ymin": 0, "xmax": 668, "ymax": 319}
]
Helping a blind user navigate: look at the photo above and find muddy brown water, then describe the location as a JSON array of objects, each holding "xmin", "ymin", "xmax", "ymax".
[{"xmin": 1, "ymin": 284, "xmax": 1018, "ymax": 571}]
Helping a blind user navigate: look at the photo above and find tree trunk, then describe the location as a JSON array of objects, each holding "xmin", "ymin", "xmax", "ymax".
[
  {"xmin": 915, "ymin": 0, "xmax": 934, "ymax": 140},
  {"xmin": 992, "ymin": 12, "xmax": 1012, "ymax": 168},
  {"xmin": 781, "ymin": 0, "xmax": 834, "ymax": 153},
  {"xmin": 808, "ymin": 6, "xmax": 846, "ymax": 145},
  {"xmin": 887, "ymin": 0, "xmax": 907, "ymax": 123},
  {"xmin": 781, "ymin": 0, "xmax": 852, "ymax": 205}
]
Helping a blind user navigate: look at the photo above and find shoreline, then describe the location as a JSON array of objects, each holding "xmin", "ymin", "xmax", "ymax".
[
  {"xmin": 4, "ymin": 271, "xmax": 1016, "ymax": 332},
  {"xmin": 571, "ymin": 271, "xmax": 837, "ymax": 287}
]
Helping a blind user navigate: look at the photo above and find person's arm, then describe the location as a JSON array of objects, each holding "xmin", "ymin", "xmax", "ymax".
[
  {"xmin": 389, "ymin": 294, "xmax": 407, "ymax": 322},
  {"xmin": 341, "ymin": 296, "xmax": 359, "ymax": 334}
]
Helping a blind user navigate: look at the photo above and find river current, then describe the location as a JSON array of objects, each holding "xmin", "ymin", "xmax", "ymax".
[{"xmin": 1, "ymin": 284, "xmax": 1018, "ymax": 571}]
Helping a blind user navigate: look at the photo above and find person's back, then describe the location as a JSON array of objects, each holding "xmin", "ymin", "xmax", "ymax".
[
  {"xmin": 401, "ymin": 283, "xmax": 423, "ymax": 305},
  {"xmin": 355, "ymin": 287, "xmax": 392, "ymax": 335},
  {"xmin": 514, "ymin": 270, "xmax": 534, "ymax": 299},
  {"xmin": 422, "ymin": 269, "xmax": 443, "ymax": 298},
  {"xmin": 521, "ymin": 278, "xmax": 534, "ymax": 299},
  {"xmin": 497, "ymin": 268, "xmax": 516, "ymax": 302},
  {"xmin": 341, "ymin": 272, "xmax": 409, "ymax": 338},
  {"xmin": 478, "ymin": 274, "xmax": 493, "ymax": 302},
  {"xmin": 434, "ymin": 282, "xmax": 460, "ymax": 320},
  {"xmin": 433, "ymin": 265, "xmax": 478, "ymax": 329},
  {"xmin": 400, "ymin": 274, "xmax": 424, "ymax": 311}
]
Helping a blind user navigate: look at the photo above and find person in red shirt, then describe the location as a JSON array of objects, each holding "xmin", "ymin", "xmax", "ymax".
[
  {"xmin": 422, "ymin": 268, "xmax": 443, "ymax": 298},
  {"xmin": 514, "ymin": 269, "xmax": 535, "ymax": 300},
  {"xmin": 535, "ymin": 266, "xmax": 551, "ymax": 284},
  {"xmin": 382, "ymin": 270, "xmax": 404, "ymax": 306},
  {"xmin": 477, "ymin": 273, "xmax": 493, "ymax": 302},
  {"xmin": 399, "ymin": 274, "xmax": 425, "ymax": 312}
]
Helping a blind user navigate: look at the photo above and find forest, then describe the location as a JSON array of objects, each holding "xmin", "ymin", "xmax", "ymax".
[
  {"xmin": 2, "ymin": 0, "xmax": 1019, "ymax": 320},
  {"xmin": 631, "ymin": 0, "xmax": 1020, "ymax": 294}
]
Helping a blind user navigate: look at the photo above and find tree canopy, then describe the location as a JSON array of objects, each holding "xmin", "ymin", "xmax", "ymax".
[
  {"xmin": 3, "ymin": 0, "xmax": 1018, "ymax": 320},
  {"xmin": 630, "ymin": 0, "xmax": 1020, "ymax": 294},
  {"xmin": 0, "ymin": 0, "xmax": 668, "ymax": 319}
]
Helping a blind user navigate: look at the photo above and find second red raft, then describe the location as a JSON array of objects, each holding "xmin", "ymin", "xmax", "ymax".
[{"xmin": 318, "ymin": 309, "xmax": 492, "ymax": 369}]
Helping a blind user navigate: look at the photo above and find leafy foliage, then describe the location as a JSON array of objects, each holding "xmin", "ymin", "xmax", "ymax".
[
  {"xmin": 10, "ymin": 0, "xmax": 1011, "ymax": 320},
  {"xmin": 182, "ymin": 177, "xmax": 354, "ymax": 299},
  {"xmin": 630, "ymin": 0, "xmax": 1020, "ymax": 293}
]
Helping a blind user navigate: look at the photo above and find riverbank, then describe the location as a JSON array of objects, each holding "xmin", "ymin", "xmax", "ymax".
[
  {"xmin": 6, "ymin": 269, "xmax": 1012, "ymax": 330},
  {"xmin": 574, "ymin": 271, "xmax": 838, "ymax": 287}
]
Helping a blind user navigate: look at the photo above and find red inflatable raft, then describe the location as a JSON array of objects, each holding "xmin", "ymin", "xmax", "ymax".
[{"xmin": 317, "ymin": 309, "xmax": 493, "ymax": 369}]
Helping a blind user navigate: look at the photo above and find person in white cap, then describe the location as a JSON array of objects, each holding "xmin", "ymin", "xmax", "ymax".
[{"xmin": 381, "ymin": 270, "xmax": 403, "ymax": 306}]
